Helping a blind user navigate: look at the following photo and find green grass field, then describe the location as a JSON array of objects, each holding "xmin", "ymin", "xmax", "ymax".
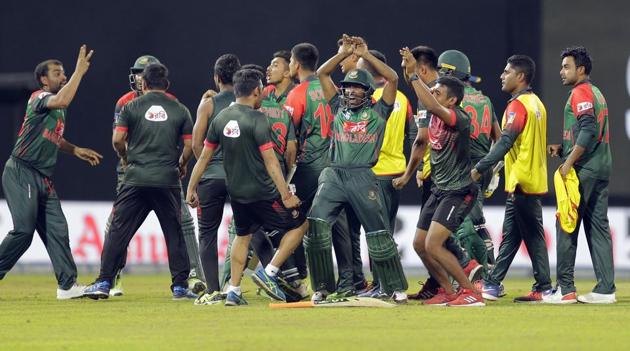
[{"xmin": 1, "ymin": 274, "xmax": 628, "ymax": 351}]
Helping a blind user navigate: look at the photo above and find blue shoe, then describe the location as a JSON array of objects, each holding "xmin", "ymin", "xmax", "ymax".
[
  {"xmin": 225, "ymin": 291, "xmax": 248, "ymax": 306},
  {"xmin": 84, "ymin": 281, "xmax": 111, "ymax": 300},
  {"xmin": 482, "ymin": 283, "xmax": 504, "ymax": 301},
  {"xmin": 172, "ymin": 286, "xmax": 199, "ymax": 300},
  {"xmin": 251, "ymin": 267, "xmax": 286, "ymax": 301}
]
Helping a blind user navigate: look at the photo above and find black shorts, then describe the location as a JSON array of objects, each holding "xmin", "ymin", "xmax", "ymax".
[
  {"xmin": 231, "ymin": 197, "xmax": 306, "ymax": 236},
  {"xmin": 417, "ymin": 183, "xmax": 478, "ymax": 232}
]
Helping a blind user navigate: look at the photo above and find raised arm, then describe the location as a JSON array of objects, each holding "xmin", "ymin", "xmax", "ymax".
[
  {"xmin": 317, "ymin": 34, "xmax": 354, "ymax": 102},
  {"xmin": 353, "ymin": 37, "xmax": 398, "ymax": 105},
  {"xmin": 46, "ymin": 45, "xmax": 94, "ymax": 110},
  {"xmin": 400, "ymin": 47, "xmax": 453, "ymax": 125}
]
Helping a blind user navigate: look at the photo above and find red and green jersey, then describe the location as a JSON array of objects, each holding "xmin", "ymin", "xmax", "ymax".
[
  {"xmin": 562, "ymin": 81, "xmax": 611, "ymax": 179},
  {"xmin": 462, "ymin": 86, "xmax": 497, "ymax": 163},
  {"xmin": 328, "ymin": 94, "xmax": 393, "ymax": 167},
  {"xmin": 260, "ymin": 85, "xmax": 296, "ymax": 160},
  {"xmin": 11, "ymin": 90, "xmax": 66, "ymax": 177},
  {"xmin": 284, "ymin": 76, "xmax": 332, "ymax": 169},
  {"xmin": 115, "ymin": 91, "xmax": 193, "ymax": 188},
  {"xmin": 428, "ymin": 107, "xmax": 472, "ymax": 191}
]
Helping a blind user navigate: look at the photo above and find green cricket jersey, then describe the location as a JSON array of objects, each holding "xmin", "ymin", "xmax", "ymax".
[
  {"xmin": 428, "ymin": 107, "xmax": 472, "ymax": 190},
  {"xmin": 462, "ymin": 85, "xmax": 497, "ymax": 163},
  {"xmin": 201, "ymin": 90, "xmax": 235, "ymax": 179}
]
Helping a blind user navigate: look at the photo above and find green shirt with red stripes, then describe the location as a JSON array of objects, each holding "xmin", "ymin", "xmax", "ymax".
[
  {"xmin": 462, "ymin": 85, "xmax": 497, "ymax": 163},
  {"xmin": 11, "ymin": 90, "xmax": 66, "ymax": 177}
]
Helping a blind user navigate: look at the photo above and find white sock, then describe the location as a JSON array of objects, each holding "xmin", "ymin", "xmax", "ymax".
[
  {"xmin": 227, "ymin": 285, "xmax": 241, "ymax": 295},
  {"xmin": 265, "ymin": 264, "xmax": 280, "ymax": 277}
]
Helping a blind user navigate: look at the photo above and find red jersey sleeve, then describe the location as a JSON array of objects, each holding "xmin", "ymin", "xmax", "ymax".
[
  {"xmin": 284, "ymin": 83, "xmax": 307, "ymax": 127},
  {"xmin": 504, "ymin": 99, "xmax": 528, "ymax": 134},
  {"xmin": 570, "ymin": 83, "xmax": 595, "ymax": 119}
]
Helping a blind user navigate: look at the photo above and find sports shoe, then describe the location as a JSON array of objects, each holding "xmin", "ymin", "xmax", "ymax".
[
  {"xmin": 311, "ymin": 290, "xmax": 329, "ymax": 302},
  {"xmin": 423, "ymin": 288, "xmax": 457, "ymax": 306},
  {"xmin": 172, "ymin": 286, "xmax": 199, "ymax": 300},
  {"xmin": 225, "ymin": 290, "xmax": 248, "ymax": 306},
  {"xmin": 392, "ymin": 291, "xmax": 408, "ymax": 305},
  {"xmin": 357, "ymin": 284, "xmax": 381, "ymax": 298},
  {"xmin": 577, "ymin": 292, "xmax": 616, "ymax": 304},
  {"xmin": 194, "ymin": 290, "xmax": 226, "ymax": 305},
  {"xmin": 109, "ymin": 273, "xmax": 123, "ymax": 297},
  {"xmin": 326, "ymin": 289, "xmax": 356, "ymax": 301},
  {"xmin": 57, "ymin": 283, "xmax": 87, "ymax": 300},
  {"xmin": 447, "ymin": 288, "xmax": 485, "ymax": 307},
  {"xmin": 542, "ymin": 287, "xmax": 577, "ymax": 304},
  {"xmin": 277, "ymin": 277, "xmax": 309, "ymax": 302},
  {"xmin": 481, "ymin": 283, "xmax": 505, "ymax": 301},
  {"xmin": 463, "ymin": 259, "xmax": 484, "ymax": 283},
  {"xmin": 408, "ymin": 278, "xmax": 439, "ymax": 300},
  {"xmin": 356, "ymin": 280, "xmax": 375, "ymax": 295},
  {"xmin": 251, "ymin": 267, "xmax": 286, "ymax": 302},
  {"xmin": 84, "ymin": 281, "xmax": 111, "ymax": 300},
  {"xmin": 513, "ymin": 289, "xmax": 552, "ymax": 303},
  {"xmin": 187, "ymin": 277, "xmax": 206, "ymax": 296}
]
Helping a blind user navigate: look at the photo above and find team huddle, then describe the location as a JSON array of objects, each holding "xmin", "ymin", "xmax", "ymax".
[{"xmin": 0, "ymin": 34, "xmax": 615, "ymax": 307}]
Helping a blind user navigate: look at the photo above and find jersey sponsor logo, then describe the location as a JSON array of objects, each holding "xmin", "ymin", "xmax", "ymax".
[
  {"xmin": 577, "ymin": 101, "xmax": 593, "ymax": 113},
  {"xmin": 260, "ymin": 106, "xmax": 285, "ymax": 119},
  {"xmin": 342, "ymin": 121, "xmax": 368, "ymax": 134},
  {"xmin": 223, "ymin": 120, "xmax": 240, "ymax": 138},
  {"xmin": 428, "ymin": 116, "xmax": 456, "ymax": 150},
  {"xmin": 507, "ymin": 111, "xmax": 516, "ymax": 125},
  {"xmin": 144, "ymin": 105, "xmax": 168, "ymax": 121}
]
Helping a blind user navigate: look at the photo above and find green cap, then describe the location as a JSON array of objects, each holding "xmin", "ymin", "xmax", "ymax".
[
  {"xmin": 130, "ymin": 55, "xmax": 160, "ymax": 73},
  {"xmin": 340, "ymin": 68, "xmax": 375, "ymax": 90},
  {"xmin": 438, "ymin": 50, "xmax": 481, "ymax": 83}
]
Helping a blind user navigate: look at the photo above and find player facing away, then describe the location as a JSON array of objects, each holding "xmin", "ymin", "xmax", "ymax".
[
  {"xmin": 544, "ymin": 46, "xmax": 615, "ymax": 304},
  {"xmin": 192, "ymin": 54, "xmax": 240, "ymax": 305},
  {"xmin": 186, "ymin": 69, "xmax": 307, "ymax": 306},
  {"xmin": 400, "ymin": 46, "xmax": 483, "ymax": 307},
  {"xmin": 104, "ymin": 55, "xmax": 205, "ymax": 297},
  {"xmin": 0, "ymin": 46, "xmax": 101, "ymax": 299},
  {"xmin": 472, "ymin": 55, "xmax": 552, "ymax": 303},
  {"xmin": 393, "ymin": 46, "xmax": 482, "ymax": 301},
  {"xmin": 305, "ymin": 34, "xmax": 408, "ymax": 304},
  {"xmin": 84, "ymin": 63, "xmax": 197, "ymax": 300}
]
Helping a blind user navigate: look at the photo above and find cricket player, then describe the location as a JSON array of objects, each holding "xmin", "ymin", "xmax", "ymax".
[
  {"xmin": 544, "ymin": 46, "xmax": 615, "ymax": 304},
  {"xmin": 192, "ymin": 54, "xmax": 240, "ymax": 305},
  {"xmin": 84, "ymin": 63, "xmax": 197, "ymax": 300},
  {"xmin": 305, "ymin": 34, "xmax": 408, "ymax": 304},
  {"xmin": 400, "ymin": 46, "xmax": 483, "ymax": 307},
  {"xmin": 473, "ymin": 55, "xmax": 552, "ymax": 303},
  {"xmin": 104, "ymin": 54, "xmax": 205, "ymax": 297},
  {"xmin": 0, "ymin": 45, "xmax": 101, "ymax": 299},
  {"xmin": 186, "ymin": 69, "xmax": 307, "ymax": 306}
]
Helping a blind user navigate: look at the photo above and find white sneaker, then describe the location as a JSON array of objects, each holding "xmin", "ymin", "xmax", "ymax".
[
  {"xmin": 392, "ymin": 291, "xmax": 408, "ymax": 304},
  {"xmin": 57, "ymin": 283, "xmax": 87, "ymax": 300},
  {"xmin": 542, "ymin": 287, "xmax": 577, "ymax": 304},
  {"xmin": 311, "ymin": 290, "xmax": 328, "ymax": 302},
  {"xmin": 577, "ymin": 292, "xmax": 616, "ymax": 304},
  {"xmin": 109, "ymin": 273, "xmax": 124, "ymax": 297}
]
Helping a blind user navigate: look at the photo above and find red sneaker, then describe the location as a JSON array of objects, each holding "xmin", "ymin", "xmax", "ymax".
[
  {"xmin": 513, "ymin": 289, "xmax": 551, "ymax": 303},
  {"xmin": 447, "ymin": 288, "xmax": 485, "ymax": 307},
  {"xmin": 423, "ymin": 288, "xmax": 457, "ymax": 306},
  {"xmin": 462, "ymin": 259, "xmax": 483, "ymax": 283},
  {"xmin": 409, "ymin": 278, "xmax": 439, "ymax": 300}
]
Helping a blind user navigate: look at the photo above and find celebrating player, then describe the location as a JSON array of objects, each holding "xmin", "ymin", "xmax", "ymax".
[{"xmin": 0, "ymin": 45, "xmax": 101, "ymax": 299}]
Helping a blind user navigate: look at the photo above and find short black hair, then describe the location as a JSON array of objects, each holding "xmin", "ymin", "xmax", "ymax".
[
  {"xmin": 241, "ymin": 64, "xmax": 266, "ymax": 79},
  {"xmin": 435, "ymin": 76, "xmax": 465, "ymax": 105},
  {"xmin": 411, "ymin": 46, "xmax": 438, "ymax": 70},
  {"xmin": 143, "ymin": 63, "xmax": 169, "ymax": 90},
  {"xmin": 507, "ymin": 54, "xmax": 536, "ymax": 84},
  {"xmin": 360, "ymin": 49, "xmax": 387, "ymax": 77},
  {"xmin": 233, "ymin": 69, "xmax": 263, "ymax": 98},
  {"xmin": 561, "ymin": 46, "xmax": 592, "ymax": 75},
  {"xmin": 34, "ymin": 59, "xmax": 62, "ymax": 87},
  {"xmin": 214, "ymin": 54, "xmax": 241, "ymax": 85},
  {"xmin": 273, "ymin": 50, "xmax": 291, "ymax": 65},
  {"xmin": 291, "ymin": 43, "xmax": 319, "ymax": 72}
]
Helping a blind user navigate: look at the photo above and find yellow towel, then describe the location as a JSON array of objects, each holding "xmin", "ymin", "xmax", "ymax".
[{"xmin": 554, "ymin": 167, "xmax": 580, "ymax": 233}]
